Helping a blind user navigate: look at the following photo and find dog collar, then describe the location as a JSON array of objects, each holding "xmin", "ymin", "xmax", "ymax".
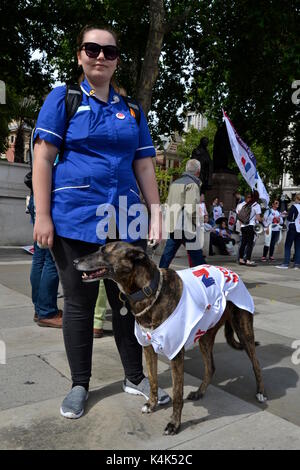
[
  {"xmin": 134, "ymin": 269, "xmax": 164, "ymax": 318},
  {"xmin": 126, "ymin": 269, "xmax": 161, "ymax": 303}
]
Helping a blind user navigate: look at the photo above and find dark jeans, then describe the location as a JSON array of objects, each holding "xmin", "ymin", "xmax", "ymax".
[
  {"xmin": 51, "ymin": 235, "xmax": 146, "ymax": 388},
  {"xmin": 239, "ymin": 225, "xmax": 255, "ymax": 261},
  {"xmin": 159, "ymin": 231, "xmax": 205, "ymax": 268},
  {"xmin": 263, "ymin": 231, "xmax": 280, "ymax": 258},
  {"xmin": 28, "ymin": 194, "xmax": 59, "ymax": 319},
  {"xmin": 284, "ymin": 224, "xmax": 300, "ymax": 265}
]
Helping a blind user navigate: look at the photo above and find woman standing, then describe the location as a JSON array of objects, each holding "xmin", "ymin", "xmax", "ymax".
[
  {"xmin": 32, "ymin": 24, "xmax": 169, "ymax": 419},
  {"xmin": 261, "ymin": 199, "xmax": 283, "ymax": 262},
  {"xmin": 237, "ymin": 190, "xmax": 261, "ymax": 266}
]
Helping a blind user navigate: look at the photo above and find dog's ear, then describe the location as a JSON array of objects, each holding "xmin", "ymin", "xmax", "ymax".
[{"xmin": 127, "ymin": 247, "xmax": 146, "ymax": 261}]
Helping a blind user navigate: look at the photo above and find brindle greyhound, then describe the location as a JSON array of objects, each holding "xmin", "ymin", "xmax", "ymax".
[{"xmin": 74, "ymin": 241, "xmax": 267, "ymax": 435}]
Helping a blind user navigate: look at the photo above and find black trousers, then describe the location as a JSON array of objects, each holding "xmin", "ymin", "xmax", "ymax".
[
  {"xmin": 51, "ymin": 235, "xmax": 146, "ymax": 388},
  {"xmin": 209, "ymin": 232, "xmax": 229, "ymax": 255},
  {"xmin": 239, "ymin": 225, "xmax": 255, "ymax": 261}
]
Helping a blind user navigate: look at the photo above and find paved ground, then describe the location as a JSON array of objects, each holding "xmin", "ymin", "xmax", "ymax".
[{"xmin": 0, "ymin": 247, "xmax": 300, "ymax": 450}]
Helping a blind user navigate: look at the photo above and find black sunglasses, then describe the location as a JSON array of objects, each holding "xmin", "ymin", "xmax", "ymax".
[{"xmin": 80, "ymin": 42, "xmax": 119, "ymax": 60}]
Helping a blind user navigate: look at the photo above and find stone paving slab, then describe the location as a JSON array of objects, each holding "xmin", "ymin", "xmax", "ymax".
[
  {"xmin": 0, "ymin": 305, "xmax": 37, "ymax": 329},
  {"xmin": 0, "ymin": 354, "xmax": 70, "ymax": 411},
  {"xmin": 1, "ymin": 250, "xmax": 300, "ymax": 450},
  {"xmin": 1, "ymin": 325, "xmax": 65, "ymax": 359},
  {"xmin": 0, "ymin": 371, "xmax": 263, "ymax": 450},
  {"xmin": 253, "ymin": 304, "xmax": 300, "ymax": 339},
  {"xmin": 169, "ymin": 410, "xmax": 300, "ymax": 450},
  {"xmin": 253, "ymin": 296, "xmax": 299, "ymax": 314},
  {"xmin": 0, "ymin": 284, "xmax": 32, "ymax": 309},
  {"xmin": 41, "ymin": 337, "xmax": 170, "ymax": 390}
]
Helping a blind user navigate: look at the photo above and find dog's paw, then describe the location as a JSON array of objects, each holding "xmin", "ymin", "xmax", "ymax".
[
  {"xmin": 164, "ymin": 422, "xmax": 180, "ymax": 435},
  {"xmin": 142, "ymin": 403, "xmax": 152, "ymax": 414},
  {"xmin": 142, "ymin": 402, "xmax": 156, "ymax": 413},
  {"xmin": 256, "ymin": 393, "xmax": 268, "ymax": 403},
  {"xmin": 187, "ymin": 390, "xmax": 203, "ymax": 401}
]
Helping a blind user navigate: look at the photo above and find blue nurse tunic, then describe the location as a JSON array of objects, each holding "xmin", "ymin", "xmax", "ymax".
[{"xmin": 34, "ymin": 78, "xmax": 156, "ymax": 244}]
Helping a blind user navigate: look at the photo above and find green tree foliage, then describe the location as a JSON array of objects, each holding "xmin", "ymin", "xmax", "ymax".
[
  {"xmin": 190, "ymin": 0, "xmax": 300, "ymax": 185},
  {"xmin": 0, "ymin": 0, "xmax": 299, "ymax": 190},
  {"xmin": 177, "ymin": 122, "xmax": 217, "ymax": 166}
]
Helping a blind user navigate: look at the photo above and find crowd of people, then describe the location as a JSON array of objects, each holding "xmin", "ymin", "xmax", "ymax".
[{"xmin": 25, "ymin": 22, "xmax": 300, "ymax": 423}]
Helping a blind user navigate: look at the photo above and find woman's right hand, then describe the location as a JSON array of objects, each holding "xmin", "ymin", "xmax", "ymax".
[{"xmin": 33, "ymin": 214, "xmax": 54, "ymax": 249}]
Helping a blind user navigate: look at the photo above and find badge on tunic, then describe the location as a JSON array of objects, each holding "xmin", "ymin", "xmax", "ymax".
[
  {"xmin": 116, "ymin": 112, "xmax": 125, "ymax": 120},
  {"xmin": 89, "ymin": 89, "xmax": 95, "ymax": 96},
  {"xmin": 129, "ymin": 108, "xmax": 136, "ymax": 118}
]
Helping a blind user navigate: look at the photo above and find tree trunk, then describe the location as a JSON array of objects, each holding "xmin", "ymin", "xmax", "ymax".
[{"xmin": 137, "ymin": 0, "xmax": 166, "ymax": 115}]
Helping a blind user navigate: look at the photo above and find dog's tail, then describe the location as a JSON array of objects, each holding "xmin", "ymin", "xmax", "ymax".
[
  {"xmin": 224, "ymin": 320, "xmax": 244, "ymax": 350},
  {"xmin": 225, "ymin": 320, "xmax": 260, "ymax": 349}
]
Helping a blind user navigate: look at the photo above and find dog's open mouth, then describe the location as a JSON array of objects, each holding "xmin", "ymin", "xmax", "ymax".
[{"xmin": 81, "ymin": 267, "xmax": 109, "ymax": 282}]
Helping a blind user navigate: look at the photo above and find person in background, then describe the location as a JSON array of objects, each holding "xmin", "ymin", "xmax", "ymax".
[
  {"xmin": 203, "ymin": 214, "xmax": 213, "ymax": 232},
  {"xmin": 237, "ymin": 190, "xmax": 261, "ymax": 266},
  {"xmin": 199, "ymin": 193, "xmax": 208, "ymax": 217},
  {"xmin": 235, "ymin": 194, "xmax": 247, "ymax": 262},
  {"xmin": 209, "ymin": 219, "xmax": 235, "ymax": 256},
  {"xmin": 276, "ymin": 193, "xmax": 300, "ymax": 269},
  {"xmin": 159, "ymin": 159, "xmax": 206, "ymax": 268},
  {"xmin": 261, "ymin": 199, "xmax": 283, "ymax": 262},
  {"xmin": 93, "ymin": 280, "xmax": 107, "ymax": 338},
  {"xmin": 233, "ymin": 190, "xmax": 245, "ymax": 207},
  {"xmin": 27, "ymin": 188, "xmax": 62, "ymax": 328},
  {"xmin": 210, "ymin": 197, "xmax": 224, "ymax": 226}
]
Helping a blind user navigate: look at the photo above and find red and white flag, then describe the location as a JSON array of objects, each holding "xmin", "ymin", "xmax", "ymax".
[{"xmin": 223, "ymin": 110, "xmax": 269, "ymax": 205}]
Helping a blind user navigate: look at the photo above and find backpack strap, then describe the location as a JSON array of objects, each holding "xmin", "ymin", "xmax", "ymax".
[
  {"xmin": 58, "ymin": 84, "xmax": 83, "ymax": 160},
  {"xmin": 65, "ymin": 84, "xmax": 82, "ymax": 121},
  {"xmin": 122, "ymin": 96, "xmax": 141, "ymax": 125}
]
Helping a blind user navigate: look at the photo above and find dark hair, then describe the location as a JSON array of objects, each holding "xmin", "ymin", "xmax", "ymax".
[
  {"xmin": 251, "ymin": 189, "xmax": 260, "ymax": 203},
  {"xmin": 77, "ymin": 24, "xmax": 119, "ymax": 51}
]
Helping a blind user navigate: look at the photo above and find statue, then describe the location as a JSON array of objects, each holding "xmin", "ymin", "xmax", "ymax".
[
  {"xmin": 212, "ymin": 122, "xmax": 235, "ymax": 173},
  {"xmin": 191, "ymin": 137, "xmax": 213, "ymax": 192}
]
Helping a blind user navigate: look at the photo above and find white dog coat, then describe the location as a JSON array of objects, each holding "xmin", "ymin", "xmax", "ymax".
[{"xmin": 135, "ymin": 265, "xmax": 254, "ymax": 360}]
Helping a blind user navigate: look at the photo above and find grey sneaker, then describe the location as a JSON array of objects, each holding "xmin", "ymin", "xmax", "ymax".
[
  {"xmin": 294, "ymin": 265, "xmax": 300, "ymax": 270},
  {"xmin": 275, "ymin": 264, "xmax": 289, "ymax": 269},
  {"xmin": 60, "ymin": 386, "xmax": 89, "ymax": 419},
  {"xmin": 123, "ymin": 377, "xmax": 170, "ymax": 405}
]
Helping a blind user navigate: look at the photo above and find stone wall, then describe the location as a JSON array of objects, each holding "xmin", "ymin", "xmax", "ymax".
[{"xmin": 0, "ymin": 161, "xmax": 33, "ymax": 245}]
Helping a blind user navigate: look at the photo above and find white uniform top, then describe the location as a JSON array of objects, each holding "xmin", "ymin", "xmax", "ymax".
[
  {"xmin": 213, "ymin": 205, "xmax": 224, "ymax": 221},
  {"xmin": 135, "ymin": 265, "xmax": 254, "ymax": 360},
  {"xmin": 263, "ymin": 208, "xmax": 283, "ymax": 232},
  {"xmin": 239, "ymin": 201, "xmax": 261, "ymax": 228},
  {"xmin": 294, "ymin": 204, "xmax": 300, "ymax": 233}
]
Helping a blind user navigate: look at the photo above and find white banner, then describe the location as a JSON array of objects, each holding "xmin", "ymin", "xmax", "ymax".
[
  {"xmin": 228, "ymin": 211, "xmax": 237, "ymax": 231},
  {"xmin": 223, "ymin": 110, "xmax": 269, "ymax": 205}
]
